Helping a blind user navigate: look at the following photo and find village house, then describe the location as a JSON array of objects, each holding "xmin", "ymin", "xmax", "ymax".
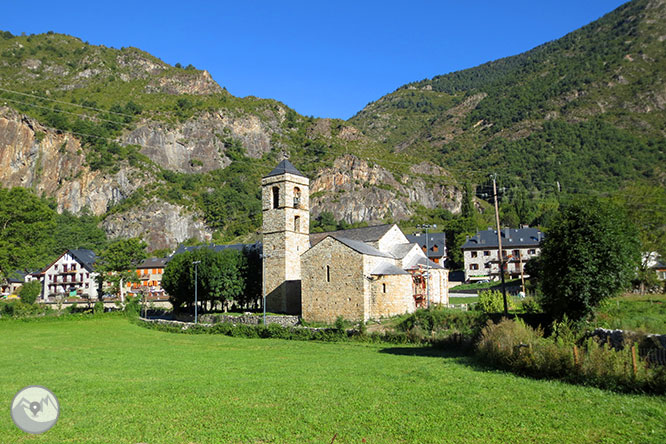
[
  {"xmin": 460, "ymin": 227, "xmax": 544, "ymax": 282},
  {"xmin": 28, "ymin": 249, "xmax": 99, "ymax": 301},
  {"xmin": 262, "ymin": 159, "xmax": 448, "ymax": 323},
  {"xmin": 0, "ymin": 271, "xmax": 27, "ymax": 298},
  {"xmin": 126, "ymin": 257, "xmax": 169, "ymax": 299},
  {"xmin": 406, "ymin": 232, "xmax": 447, "ymax": 265}
]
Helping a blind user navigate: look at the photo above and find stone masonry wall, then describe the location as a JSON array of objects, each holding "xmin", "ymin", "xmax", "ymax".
[
  {"xmin": 369, "ymin": 273, "xmax": 414, "ymax": 319},
  {"xmin": 301, "ymin": 237, "xmax": 366, "ymax": 323}
]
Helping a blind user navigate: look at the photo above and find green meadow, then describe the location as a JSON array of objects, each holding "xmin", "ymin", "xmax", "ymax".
[{"xmin": 1, "ymin": 316, "xmax": 664, "ymax": 443}]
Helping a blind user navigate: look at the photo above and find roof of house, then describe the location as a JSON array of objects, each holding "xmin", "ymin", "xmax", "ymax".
[
  {"xmin": 171, "ymin": 242, "xmax": 261, "ymax": 261},
  {"xmin": 309, "ymin": 224, "xmax": 395, "ymax": 247},
  {"xmin": 405, "ymin": 232, "xmax": 447, "ymax": 259},
  {"xmin": 68, "ymin": 249, "xmax": 97, "ymax": 272},
  {"xmin": 371, "ymin": 262, "xmax": 409, "ymax": 276},
  {"xmin": 461, "ymin": 227, "xmax": 544, "ymax": 250},
  {"xmin": 332, "ymin": 236, "xmax": 394, "ymax": 258},
  {"xmin": 264, "ymin": 159, "xmax": 306, "ymax": 178},
  {"xmin": 137, "ymin": 257, "xmax": 168, "ymax": 269}
]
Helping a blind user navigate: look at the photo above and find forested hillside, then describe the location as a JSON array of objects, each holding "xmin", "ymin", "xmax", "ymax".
[{"xmin": 351, "ymin": 0, "xmax": 665, "ymax": 195}]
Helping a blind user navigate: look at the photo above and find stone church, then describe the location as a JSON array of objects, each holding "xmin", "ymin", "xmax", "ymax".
[{"xmin": 262, "ymin": 159, "xmax": 448, "ymax": 323}]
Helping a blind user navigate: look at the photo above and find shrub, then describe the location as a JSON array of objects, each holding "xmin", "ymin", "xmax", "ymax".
[
  {"xmin": 94, "ymin": 301, "xmax": 105, "ymax": 315},
  {"xmin": 19, "ymin": 281, "xmax": 42, "ymax": 305},
  {"xmin": 397, "ymin": 307, "xmax": 484, "ymax": 334},
  {"xmin": 476, "ymin": 318, "xmax": 666, "ymax": 394},
  {"xmin": 477, "ymin": 290, "xmax": 515, "ymax": 313},
  {"xmin": 520, "ymin": 296, "xmax": 542, "ymax": 314}
]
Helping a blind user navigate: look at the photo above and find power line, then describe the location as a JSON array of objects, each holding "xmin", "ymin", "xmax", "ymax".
[
  {"xmin": 0, "ymin": 86, "xmax": 138, "ymax": 118},
  {"xmin": 1, "ymin": 96, "xmax": 128, "ymax": 125}
]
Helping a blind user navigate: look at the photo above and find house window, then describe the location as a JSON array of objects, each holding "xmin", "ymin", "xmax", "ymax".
[
  {"xmin": 63, "ymin": 264, "xmax": 68, "ymax": 272},
  {"xmin": 294, "ymin": 216, "xmax": 300, "ymax": 232},
  {"xmin": 272, "ymin": 186, "xmax": 280, "ymax": 209},
  {"xmin": 513, "ymin": 250, "xmax": 520, "ymax": 257},
  {"xmin": 470, "ymin": 264, "xmax": 479, "ymax": 270},
  {"xmin": 528, "ymin": 249, "xmax": 536, "ymax": 255},
  {"xmin": 71, "ymin": 264, "xmax": 77, "ymax": 271},
  {"xmin": 326, "ymin": 265, "xmax": 330, "ymax": 283},
  {"xmin": 484, "ymin": 251, "xmax": 490, "ymax": 256},
  {"xmin": 433, "ymin": 245, "xmax": 438, "ymax": 252},
  {"xmin": 293, "ymin": 187, "xmax": 301, "ymax": 207},
  {"xmin": 471, "ymin": 251, "xmax": 478, "ymax": 258},
  {"xmin": 382, "ymin": 283, "xmax": 387, "ymax": 293},
  {"xmin": 485, "ymin": 263, "xmax": 491, "ymax": 269}
]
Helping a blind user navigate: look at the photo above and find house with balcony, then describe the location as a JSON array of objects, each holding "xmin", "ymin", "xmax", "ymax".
[
  {"xmin": 461, "ymin": 227, "xmax": 544, "ymax": 282},
  {"xmin": 30, "ymin": 249, "xmax": 99, "ymax": 301}
]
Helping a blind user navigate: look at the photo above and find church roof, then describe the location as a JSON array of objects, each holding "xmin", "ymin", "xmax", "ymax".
[
  {"xmin": 330, "ymin": 236, "xmax": 394, "ymax": 258},
  {"xmin": 309, "ymin": 224, "xmax": 395, "ymax": 247},
  {"xmin": 403, "ymin": 255, "xmax": 444, "ymax": 270},
  {"xmin": 388, "ymin": 243, "xmax": 418, "ymax": 259},
  {"xmin": 371, "ymin": 262, "xmax": 409, "ymax": 276},
  {"xmin": 264, "ymin": 159, "xmax": 306, "ymax": 178}
]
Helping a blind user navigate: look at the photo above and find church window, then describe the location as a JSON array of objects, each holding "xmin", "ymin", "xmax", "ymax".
[
  {"xmin": 382, "ymin": 283, "xmax": 386, "ymax": 293},
  {"xmin": 293, "ymin": 187, "xmax": 301, "ymax": 207},
  {"xmin": 326, "ymin": 265, "xmax": 330, "ymax": 282},
  {"xmin": 294, "ymin": 216, "xmax": 300, "ymax": 232},
  {"xmin": 272, "ymin": 186, "xmax": 279, "ymax": 209}
]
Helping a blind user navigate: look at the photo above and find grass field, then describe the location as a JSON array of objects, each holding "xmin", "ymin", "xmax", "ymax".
[
  {"xmin": 1, "ymin": 316, "xmax": 665, "ymax": 444},
  {"xmin": 594, "ymin": 293, "xmax": 666, "ymax": 334}
]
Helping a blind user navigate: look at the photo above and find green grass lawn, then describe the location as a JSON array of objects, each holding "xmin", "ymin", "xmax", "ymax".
[
  {"xmin": 1, "ymin": 316, "xmax": 665, "ymax": 444},
  {"xmin": 448, "ymin": 296, "xmax": 479, "ymax": 305},
  {"xmin": 595, "ymin": 293, "xmax": 666, "ymax": 334}
]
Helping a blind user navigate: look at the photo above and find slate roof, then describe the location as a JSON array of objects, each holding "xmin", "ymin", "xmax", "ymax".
[
  {"xmin": 309, "ymin": 224, "xmax": 395, "ymax": 247},
  {"xmin": 404, "ymin": 255, "xmax": 445, "ymax": 270},
  {"xmin": 137, "ymin": 257, "xmax": 168, "ymax": 269},
  {"xmin": 264, "ymin": 159, "xmax": 306, "ymax": 178},
  {"xmin": 388, "ymin": 243, "xmax": 418, "ymax": 259},
  {"xmin": 332, "ymin": 236, "xmax": 394, "ymax": 258},
  {"xmin": 406, "ymin": 232, "xmax": 446, "ymax": 259},
  {"xmin": 461, "ymin": 227, "xmax": 544, "ymax": 250},
  {"xmin": 371, "ymin": 262, "xmax": 409, "ymax": 275},
  {"xmin": 68, "ymin": 249, "xmax": 97, "ymax": 272}
]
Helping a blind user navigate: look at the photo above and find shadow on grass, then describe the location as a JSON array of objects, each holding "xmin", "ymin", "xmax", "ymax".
[{"xmin": 379, "ymin": 346, "xmax": 495, "ymax": 372}]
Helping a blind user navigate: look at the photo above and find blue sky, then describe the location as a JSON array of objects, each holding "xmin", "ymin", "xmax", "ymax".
[{"xmin": 3, "ymin": 1, "xmax": 628, "ymax": 119}]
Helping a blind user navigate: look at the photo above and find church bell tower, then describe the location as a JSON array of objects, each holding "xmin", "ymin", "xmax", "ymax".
[{"xmin": 261, "ymin": 159, "xmax": 310, "ymax": 314}]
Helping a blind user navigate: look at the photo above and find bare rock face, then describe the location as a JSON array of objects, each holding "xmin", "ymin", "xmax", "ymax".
[
  {"xmin": 124, "ymin": 111, "xmax": 277, "ymax": 173},
  {"xmin": 145, "ymin": 70, "xmax": 222, "ymax": 95},
  {"xmin": 102, "ymin": 199, "xmax": 213, "ymax": 252},
  {"xmin": 310, "ymin": 155, "xmax": 462, "ymax": 223},
  {"xmin": 0, "ymin": 107, "xmax": 145, "ymax": 215}
]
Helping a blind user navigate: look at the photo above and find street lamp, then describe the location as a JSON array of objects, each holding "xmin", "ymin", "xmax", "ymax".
[
  {"xmin": 417, "ymin": 224, "xmax": 437, "ymax": 309},
  {"xmin": 192, "ymin": 261, "xmax": 201, "ymax": 324}
]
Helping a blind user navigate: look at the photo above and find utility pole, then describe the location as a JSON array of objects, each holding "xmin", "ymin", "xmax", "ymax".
[
  {"xmin": 417, "ymin": 223, "xmax": 436, "ymax": 309},
  {"xmin": 192, "ymin": 261, "xmax": 201, "ymax": 324},
  {"xmin": 491, "ymin": 174, "xmax": 508, "ymax": 315}
]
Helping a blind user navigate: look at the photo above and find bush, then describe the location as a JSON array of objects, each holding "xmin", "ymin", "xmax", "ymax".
[
  {"xmin": 397, "ymin": 307, "xmax": 484, "ymax": 335},
  {"xmin": 124, "ymin": 296, "xmax": 141, "ymax": 317},
  {"xmin": 476, "ymin": 318, "xmax": 666, "ymax": 394},
  {"xmin": 18, "ymin": 281, "xmax": 42, "ymax": 305},
  {"xmin": 477, "ymin": 290, "xmax": 516, "ymax": 313},
  {"xmin": 94, "ymin": 301, "xmax": 105, "ymax": 315}
]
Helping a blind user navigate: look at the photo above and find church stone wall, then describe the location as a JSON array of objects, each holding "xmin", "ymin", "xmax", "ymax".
[
  {"xmin": 301, "ymin": 237, "xmax": 366, "ymax": 323},
  {"xmin": 376, "ymin": 225, "xmax": 409, "ymax": 251},
  {"xmin": 369, "ymin": 274, "xmax": 415, "ymax": 319}
]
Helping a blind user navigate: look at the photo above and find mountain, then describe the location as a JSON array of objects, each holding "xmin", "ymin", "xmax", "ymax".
[
  {"xmin": 0, "ymin": 32, "xmax": 457, "ymax": 250},
  {"xmin": 351, "ymin": 0, "xmax": 665, "ymax": 193},
  {"xmin": 1, "ymin": 0, "xmax": 664, "ymax": 251}
]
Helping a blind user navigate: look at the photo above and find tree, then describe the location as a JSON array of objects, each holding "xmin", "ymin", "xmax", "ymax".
[
  {"xmin": 0, "ymin": 188, "xmax": 56, "ymax": 280},
  {"xmin": 19, "ymin": 281, "xmax": 42, "ymax": 305},
  {"xmin": 539, "ymin": 198, "xmax": 640, "ymax": 320},
  {"xmin": 614, "ymin": 184, "xmax": 666, "ymax": 292},
  {"xmin": 96, "ymin": 238, "xmax": 147, "ymax": 299},
  {"xmin": 162, "ymin": 248, "xmax": 247, "ymax": 312}
]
